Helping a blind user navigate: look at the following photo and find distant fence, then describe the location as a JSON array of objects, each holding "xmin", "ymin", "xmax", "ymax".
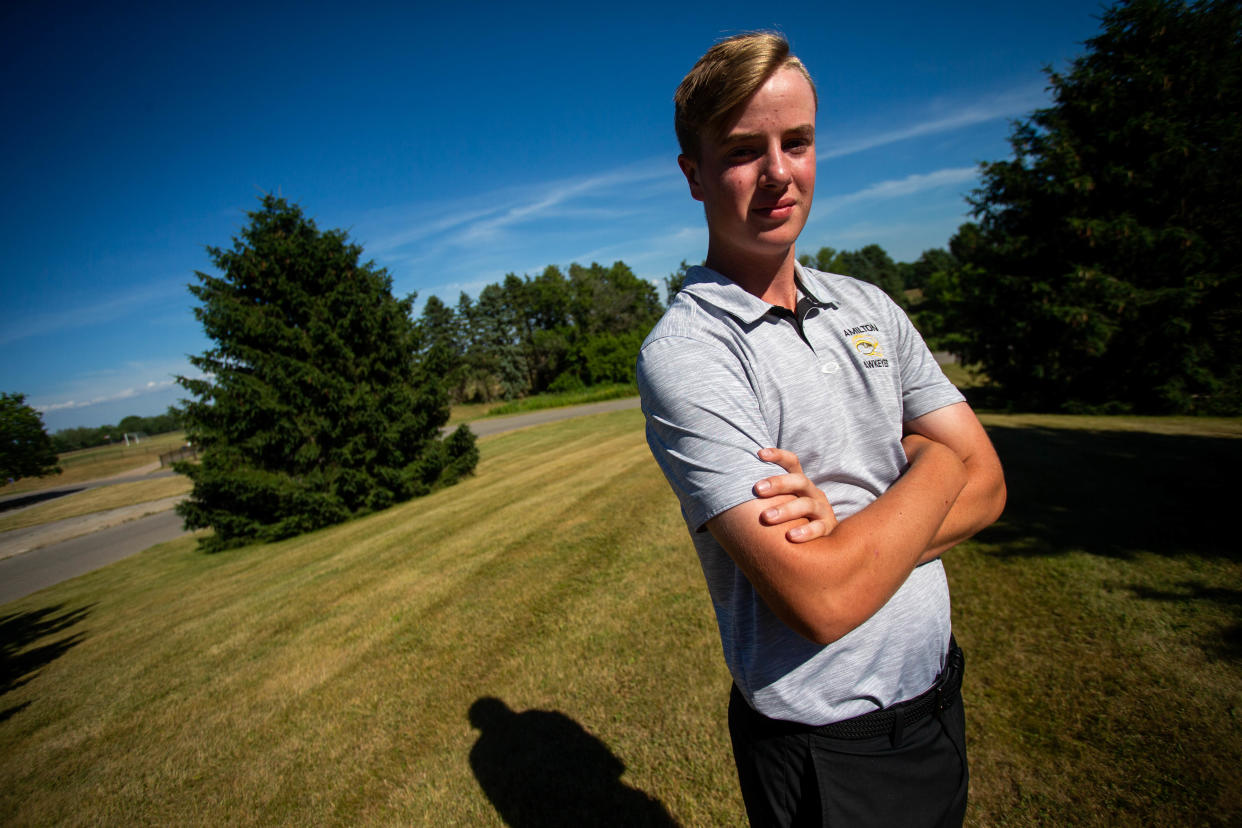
[{"xmin": 160, "ymin": 446, "xmax": 199, "ymax": 467}]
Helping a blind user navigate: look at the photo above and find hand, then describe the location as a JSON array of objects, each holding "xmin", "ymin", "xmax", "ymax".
[{"xmin": 753, "ymin": 447, "xmax": 838, "ymax": 543}]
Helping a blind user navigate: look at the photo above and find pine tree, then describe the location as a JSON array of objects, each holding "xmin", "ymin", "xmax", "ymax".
[
  {"xmin": 948, "ymin": 0, "xmax": 1242, "ymax": 412},
  {"xmin": 176, "ymin": 196, "xmax": 477, "ymax": 550}
]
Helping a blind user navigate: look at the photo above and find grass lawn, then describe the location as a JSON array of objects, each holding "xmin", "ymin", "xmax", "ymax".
[
  {"xmin": 1, "ymin": 410, "xmax": 1240, "ymax": 825},
  {"xmin": 0, "ymin": 432, "xmax": 188, "ymax": 498},
  {"xmin": 0, "ymin": 476, "xmax": 192, "ymax": 534},
  {"xmin": 444, "ymin": 384, "xmax": 640, "ymax": 427}
]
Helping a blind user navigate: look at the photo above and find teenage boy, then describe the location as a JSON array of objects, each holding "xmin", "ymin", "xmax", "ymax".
[{"xmin": 637, "ymin": 32, "xmax": 1006, "ymax": 827}]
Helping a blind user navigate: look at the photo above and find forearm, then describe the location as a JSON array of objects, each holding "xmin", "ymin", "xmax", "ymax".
[
  {"xmin": 918, "ymin": 456, "xmax": 1007, "ymax": 562},
  {"xmin": 820, "ymin": 447, "xmax": 967, "ymax": 625},
  {"xmin": 903, "ymin": 403, "xmax": 1007, "ymax": 563},
  {"xmin": 710, "ymin": 441, "xmax": 966, "ymax": 645}
]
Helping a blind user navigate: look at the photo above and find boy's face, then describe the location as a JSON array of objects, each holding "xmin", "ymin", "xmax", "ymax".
[{"xmin": 679, "ymin": 67, "xmax": 817, "ymax": 273}]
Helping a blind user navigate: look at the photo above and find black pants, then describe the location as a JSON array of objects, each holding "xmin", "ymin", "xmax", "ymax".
[{"xmin": 728, "ymin": 648, "xmax": 968, "ymax": 828}]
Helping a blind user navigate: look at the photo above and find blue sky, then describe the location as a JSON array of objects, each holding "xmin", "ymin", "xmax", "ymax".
[{"xmin": 1, "ymin": 0, "xmax": 1107, "ymax": 432}]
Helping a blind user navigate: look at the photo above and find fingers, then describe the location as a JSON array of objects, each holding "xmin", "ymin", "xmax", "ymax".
[
  {"xmin": 786, "ymin": 519, "xmax": 831, "ymax": 543},
  {"xmin": 754, "ymin": 447, "xmax": 838, "ymax": 542},
  {"xmin": 757, "ymin": 446, "xmax": 804, "ymax": 476},
  {"xmin": 757, "ymin": 500, "xmax": 832, "ymax": 543},
  {"xmin": 759, "ymin": 497, "xmax": 827, "ymax": 527},
  {"xmin": 754, "ymin": 471, "xmax": 812, "ymax": 498}
]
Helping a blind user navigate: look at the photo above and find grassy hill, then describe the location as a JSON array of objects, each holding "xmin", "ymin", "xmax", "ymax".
[
  {"xmin": 0, "ymin": 432, "xmax": 188, "ymax": 498},
  {"xmin": 2, "ymin": 409, "xmax": 1240, "ymax": 825}
]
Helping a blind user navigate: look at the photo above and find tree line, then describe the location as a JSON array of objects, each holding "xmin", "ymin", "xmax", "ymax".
[
  {"xmin": 415, "ymin": 261, "xmax": 663, "ymax": 404},
  {"xmin": 49, "ymin": 409, "xmax": 184, "ymax": 453},
  {"xmin": 412, "ymin": 246, "xmax": 960, "ymax": 409}
]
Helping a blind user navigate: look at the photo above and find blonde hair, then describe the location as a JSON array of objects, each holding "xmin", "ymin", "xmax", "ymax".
[{"xmin": 674, "ymin": 32, "xmax": 817, "ymax": 160}]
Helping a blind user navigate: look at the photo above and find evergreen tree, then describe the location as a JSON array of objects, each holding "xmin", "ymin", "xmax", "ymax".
[
  {"xmin": 422, "ymin": 259, "xmax": 661, "ymax": 401},
  {"xmin": 905, "ymin": 248, "xmax": 962, "ymax": 350},
  {"xmin": 833, "ymin": 245, "xmax": 906, "ymax": 308},
  {"xmin": 664, "ymin": 260, "xmax": 692, "ymax": 306},
  {"xmin": 176, "ymin": 196, "xmax": 476, "ymax": 550},
  {"xmin": 798, "ymin": 245, "xmax": 835, "ymax": 273},
  {"xmin": 948, "ymin": 0, "xmax": 1242, "ymax": 412},
  {"xmin": 417, "ymin": 295, "xmax": 468, "ymax": 399},
  {"xmin": 799, "ymin": 244, "xmax": 906, "ymax": 307},
  {"xmin": 0, "ymin": 392, "xmax": 61, "ymax": 483}
]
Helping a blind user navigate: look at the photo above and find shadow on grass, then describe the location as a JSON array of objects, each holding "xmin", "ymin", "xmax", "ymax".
[
  {"xmin": 1128, "ymin": 581, "xmax": 1242, "ymax": 661},
  {"xmin": 0, "ymin": 604, "xmax": 91, "ymax": 722},
  {"xmin": 468, "ymin": 697, "xmax": 678, "ymax": 827},
  {"xmin": 0, "ymin": 487, "xmax": 85, "ymax": 514},
  {"xmin": 978, "ymin": 425, "xmax": 1242, "ymax": 562}
]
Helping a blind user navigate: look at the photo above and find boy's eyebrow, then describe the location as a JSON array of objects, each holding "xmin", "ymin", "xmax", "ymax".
[{"xmin": 721, "ymin": 124, "xmax": 815, "ymax": 144}]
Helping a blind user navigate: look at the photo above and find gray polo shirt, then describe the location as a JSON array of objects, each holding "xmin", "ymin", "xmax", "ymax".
[{"xmin": 637, "ymin": 262, "xmax": 965, "ymax": 725}]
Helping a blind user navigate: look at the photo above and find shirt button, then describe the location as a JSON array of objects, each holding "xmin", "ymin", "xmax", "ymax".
[{"xmin": 821, "ymin": 362, "xmax": 839, "ymax": 374}]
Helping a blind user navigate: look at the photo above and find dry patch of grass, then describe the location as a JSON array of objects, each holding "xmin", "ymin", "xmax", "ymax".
[
  {"xmin": 445, "ymin": 401, "xmax": 494, "ymax": 427},
  {"xmin": 0, "ymin": 476, "xmax": 192, "ymax": 534},
  {"xmin": 1, "ymin": 411, "xmax": 1239, "ymax": 826},
  {"xmin": 940, "ymin": 361, "xmax": 989, "ymax": 390}
]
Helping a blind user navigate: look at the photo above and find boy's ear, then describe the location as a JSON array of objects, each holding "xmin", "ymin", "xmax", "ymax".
[{"xmin": 678, "ymin": 154, "xmax": 705, "ymax": 202}]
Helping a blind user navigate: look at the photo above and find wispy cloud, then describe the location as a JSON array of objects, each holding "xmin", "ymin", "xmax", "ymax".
[
  {"xmin": 816, "ymin": 167, "xmax": 980, "ymax": 214},
  {"xmin": 366, "ymin": 88, "xmax": 1031, "ymax": 286},
  {"xmin": 32, "ymin": 359, "xmax": 204, "ymax": 415},
  {"xmin": 37, "ymin": 379, "xmax": 177, "ymax": 413},
  {"xmin": 361, "ymin": 205, "xmax": 508, "ymax": 256},
  {"xmin": 818, "ymin": 83, "xmax": 1048, "ymax": 161},
  {"xmin": 448, "ymin": 160, "xmax": 674, "ymax": 245},
  {"xmin": 0, "ymin": 280, "xmax": 187, "ymax": 347},
  {"xmin": 570, "ymin": 225, "xmax": 706, "ymax": 276},
  {"xmin": 358, "ymin": 158, "xmax": 676, "ymax": 255}
]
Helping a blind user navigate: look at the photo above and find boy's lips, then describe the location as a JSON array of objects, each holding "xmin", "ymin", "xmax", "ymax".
[{"xmin": 753, "ymin": 199, "xmax": 797, "ymax": 219}]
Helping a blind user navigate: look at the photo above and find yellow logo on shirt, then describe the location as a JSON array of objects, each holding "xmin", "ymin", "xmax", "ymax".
[{"xmin": 851, "ymin": 334, "xmax": 882, "ymax": 358}]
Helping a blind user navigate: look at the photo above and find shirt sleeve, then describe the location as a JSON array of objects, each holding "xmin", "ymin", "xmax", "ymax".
[
  {"xmin": 885, "ymin": 296, "xmax": 964, "ymax": 422},
  {"xmin": 637, "ymin": 334, "xmax": 780, "ymax": 532}
]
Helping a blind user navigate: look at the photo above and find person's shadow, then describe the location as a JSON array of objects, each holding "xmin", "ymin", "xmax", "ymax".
[{"xmin": 468, "ymin": 697, "xmax": 678, "ymax": 827}]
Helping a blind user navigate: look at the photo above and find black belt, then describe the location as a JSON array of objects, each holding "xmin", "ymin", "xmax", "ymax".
[
  {"xmin": 735, "ymin": 637, "xmax": 964, "ymax": 743},
  {"xmin": 813, "ymin": 639, "xmax": 964, "ymax": 741}
]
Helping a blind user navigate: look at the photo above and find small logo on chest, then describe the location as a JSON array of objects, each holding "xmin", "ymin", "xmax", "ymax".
[{"xmin": 843, "ymin": 324, "xmax": 889, "ymax": 368}]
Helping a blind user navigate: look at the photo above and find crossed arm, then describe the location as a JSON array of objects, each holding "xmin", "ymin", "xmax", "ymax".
[{"xmin": 705, "ymin": 401, "xmax": 1005, "ymax": 646}]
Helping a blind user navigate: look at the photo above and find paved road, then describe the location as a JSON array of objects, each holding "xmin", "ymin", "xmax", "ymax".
[
  {"xmin": 0, "ymin": 397, "xmax": 642, "ymax": 606},
  {"xmin": 0, "ymin": 511, "xmax": 186, "ymax": 605}
]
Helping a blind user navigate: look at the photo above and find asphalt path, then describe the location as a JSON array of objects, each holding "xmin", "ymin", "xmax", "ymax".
[
  {"xmin": 0, "ymin": 511, "xmax": 186, "ymax": 605},
  {"xmin": 0, "ymin": 396, "xmax": 641, "ymax": 606}
]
